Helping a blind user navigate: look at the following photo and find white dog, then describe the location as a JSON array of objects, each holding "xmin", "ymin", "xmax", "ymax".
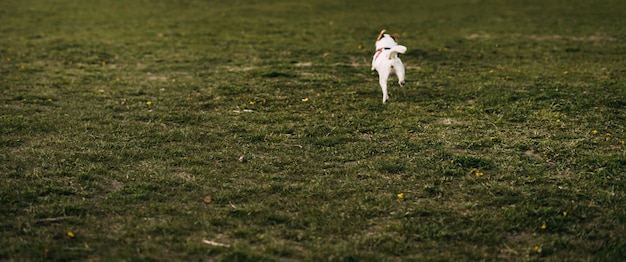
[{"xmin": 371, "ymin": 30, "xmax": 407, "ymax": 103}]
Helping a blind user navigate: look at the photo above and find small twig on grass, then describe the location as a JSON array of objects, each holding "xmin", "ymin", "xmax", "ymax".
[
  {"xmin": 202, "ymin": 239, "xmax": 230, "ymax": 248},
  {"xmin": 502, "ymin": 242, "xmax": 519, "ymax": 255},
  {"xmin": 35, "ymin": 216, "xmax": 77, "ymax": 224}
]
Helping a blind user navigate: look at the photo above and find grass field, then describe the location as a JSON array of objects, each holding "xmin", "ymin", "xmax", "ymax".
[{"xmin": 2, "ymin": 0, "xmax": 626, "ymax": 261}]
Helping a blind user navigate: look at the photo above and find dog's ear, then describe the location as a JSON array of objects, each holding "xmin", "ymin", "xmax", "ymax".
[
  {"xmin": 377, "ymin": 29, "xmax": 386, "ymax": 41},
  {"xmin": 391, "ymin": 33, "xmax": 400, "ymax": 41}
]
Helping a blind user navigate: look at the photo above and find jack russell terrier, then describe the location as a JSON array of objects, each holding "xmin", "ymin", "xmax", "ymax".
[{"xmin": 371, "ymin": 29, "xmax": 407, "ymax": 103}]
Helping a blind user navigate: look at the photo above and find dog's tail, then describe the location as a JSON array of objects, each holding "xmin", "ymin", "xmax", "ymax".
[{"xmin": 388, "ymin": 45, "xmax": 407, "ymax": 59}]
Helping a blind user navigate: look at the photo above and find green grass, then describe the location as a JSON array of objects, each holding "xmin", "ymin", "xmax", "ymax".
[{"xmin": 2, "ymin": 0, "xmax": 626, "ymax": 260}]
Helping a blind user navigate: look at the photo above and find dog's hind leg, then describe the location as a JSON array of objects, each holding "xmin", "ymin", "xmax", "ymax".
[
  {"xmin": 379, "ymin": 73, "xmax": 390, "ymax": 103},
  {"xmin": 395, "ymin": 61, "xmax": 406, "ymax": 87}
]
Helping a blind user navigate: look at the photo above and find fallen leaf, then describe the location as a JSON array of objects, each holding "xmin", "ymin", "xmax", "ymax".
[{"xmin": 203, "ymin": 196, "xmax": 212, "ymax": 204}]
